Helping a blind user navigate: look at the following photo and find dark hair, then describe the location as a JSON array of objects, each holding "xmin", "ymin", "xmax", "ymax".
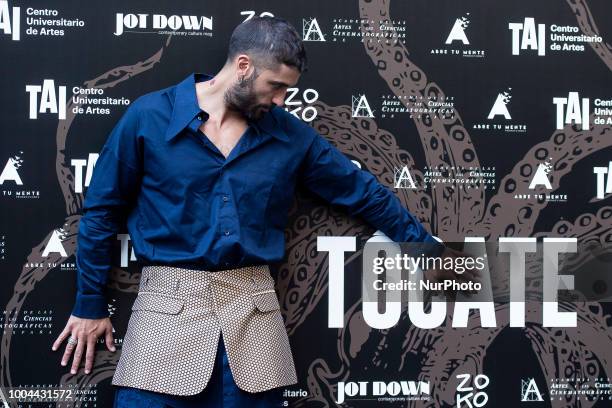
[{"xmin": 225, "ymin": 16, "xmax": 308, "ymax": 74}]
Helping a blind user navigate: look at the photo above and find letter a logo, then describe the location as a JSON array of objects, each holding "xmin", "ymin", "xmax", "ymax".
[
  {"xmin": 303, "ymin": 17, "xmax": 325, "ymax": 41},
  {"xmin": 521, "ymin": 378, "xmax": 544, "ymax": 402},
  {"xmin": 445, "ymin": 14, "xmax": 470, "ymax": 45},
  {"xmin": 0, "ymin": 153, "xmax": 24, "ymax": 185},
  {"xmin": 487, "ymin": 90, "xmax": 512, "ymax": 120},
  {"xmin": 394, "ymin": 166, "xmax": 417, "ymax": 189},
  {"xmin": 529, "ymin": 160, "xmax": 553, "ymax": 190},
  {"xmin": 352, "ymin": 94, "xmax": 374, "ymax": 118}
]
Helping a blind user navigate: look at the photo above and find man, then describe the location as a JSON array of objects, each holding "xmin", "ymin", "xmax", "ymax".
[{"xmin": 51, "ymin": 16, "xmax": 450, "ymax": 407}]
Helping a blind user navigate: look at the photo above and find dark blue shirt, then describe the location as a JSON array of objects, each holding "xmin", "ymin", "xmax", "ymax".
[{"xmin": 71, "ymin": 72, "xmax": 443, "ymax": 319}]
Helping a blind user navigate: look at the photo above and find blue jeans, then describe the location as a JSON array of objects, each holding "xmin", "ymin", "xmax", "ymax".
[{"xmin": 113, "ymin": 334, "xmax": 285, "ymax": 408}]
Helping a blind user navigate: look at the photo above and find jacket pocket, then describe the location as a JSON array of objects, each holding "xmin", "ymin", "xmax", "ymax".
[
  {"xmin": 131, "ymin": 292, "xmax": 185, "ymax": 315},
  {"xmin": 251, "ymin": 289, "xmax": 280, "ymax": 313}
]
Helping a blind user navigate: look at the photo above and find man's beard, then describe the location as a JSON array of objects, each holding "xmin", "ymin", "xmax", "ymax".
[{"xmin": 223, "ymin": 74, "xmax": 270, "ymax": 121}]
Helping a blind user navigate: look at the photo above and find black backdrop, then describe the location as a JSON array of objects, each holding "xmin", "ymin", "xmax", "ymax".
[{"xmin": 1, "ymin": 0, "xmax": 611, "ymax": 407}]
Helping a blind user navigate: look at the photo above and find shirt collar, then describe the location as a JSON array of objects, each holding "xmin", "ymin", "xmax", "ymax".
[{"xmin": 164, "ymin": 72, "xmax": 288, "ymax": 143}]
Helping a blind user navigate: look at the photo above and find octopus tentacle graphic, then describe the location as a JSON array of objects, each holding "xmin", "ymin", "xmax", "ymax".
[
  {"xmin": 311, "ymin": 103, "xmax": 433, "ymax": 228},
  {"xmin": 282, "ymin": 1, "xmax": 612, "ymax": 407},
  {"xmin": 1, "ymin": 1, "xmax": 609, "ymax": 406},
  {"xmin": 358, "ymin": 0, "xmax": 485, "ymax": 239},
  {"xmin": 280, "ymin": 203, "xmax": 372, "ymax": 334},
  {"xmin": 413, "ymin": 208, "xmax": 612, "ymax": 408},
  {"xmin": 59, "ymin": 36, "xmax": 173, "ymax": 217},
  {"xmin": 280, "ymin": 102, "xmax": 433, "ymax": 334},
  {"xmin": 1, "ymin": 36, "xmax": 171, "ymax": 406},
  {"xmin": 481, "ymin": 113, "xmax": 611, "ymax": 239},
  {"xmin": 567, "ymin": 0, "xmax": 612, "ymax": 71}
]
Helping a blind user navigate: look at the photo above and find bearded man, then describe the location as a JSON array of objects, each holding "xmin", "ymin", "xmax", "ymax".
[{"xmin": 52, "ymin": 16, "xmax": 447, "ymax": 407}]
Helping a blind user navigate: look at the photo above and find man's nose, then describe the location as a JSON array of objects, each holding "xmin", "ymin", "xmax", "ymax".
[
  {"xmin": 272, "ymin": 92, "xmax": 286, "ymax": 108},
  {"xmin": 272, "ymin": 97, "xmax": 284, "ymax": 108}
]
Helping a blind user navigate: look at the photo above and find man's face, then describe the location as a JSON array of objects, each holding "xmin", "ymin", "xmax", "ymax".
[{"xmin": 224, "ymin": 63, "xmax": 300, "ymax": 121}]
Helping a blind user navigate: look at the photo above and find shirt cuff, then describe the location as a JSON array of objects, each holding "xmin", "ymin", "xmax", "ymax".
[
  {"xmin": 422, "ymin": 234, "xmax": 446, "ymax": 258},
  {"xmin": 71, "ymin": 294, "xmax": 109, "ymax": 319}
]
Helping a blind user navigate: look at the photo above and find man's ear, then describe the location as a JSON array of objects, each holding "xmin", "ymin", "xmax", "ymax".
[{"xmin": 236, "ymin": 54, "xmax": 252, "ymax": 76}]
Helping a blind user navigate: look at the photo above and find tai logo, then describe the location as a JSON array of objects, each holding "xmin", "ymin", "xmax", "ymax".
[
  {"xmin": 26, "ymin": 80, "xmax": 67, "ymax": 119},
  {"xmin": 0, "ymin": 0, "xmax": 19, "ymax": 40},
  {"xmin": 529, "ymin": 158, "xmax": 553, "ymax": 190},
  {"xmin": 456, "ymin": 373, "xmax": 489, "ymax": 408},
  {"xmin": 71, "ymin": 153, "xmax": 99, "ymax": 194},
  {"xmin": 114, "ymin": 13, "xmax": 213, "ymax": 36},
  {"xmin": 0, "ymin": 152, "xmax": 24, "ymax": 185},
  {"xmin": 553, "ymin": 92, "xmax": 590, "ymax": 130},
  {"xmin": 521, "ymin": 378, "xmax": 544, "ymax": 402},
  {"xmin": 302, "ymin": 17, "xmax": 325, "ymax": 41},
  {"xmin": 487, "ymin": 88, "xmax": 512, "ymax": 120},
  {"xmin": 445, "ymin": 13, "xmax": 470, "ymax": 45},
  {"xmin": 509, "ymin": 17, "xmax": 546, "ymax": 56},
  {"xmin": 594, "ymin": 162, "xmax": 612, "ymax": 199},
  {"xmin": 351, "ymin": 94, "xmax": 374, "ymax": 118},
  {"xmin": 394, "ymin": 166, "xmax": 417, "ymax": 189}
]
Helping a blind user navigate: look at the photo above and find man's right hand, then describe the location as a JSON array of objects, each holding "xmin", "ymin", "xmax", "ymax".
[
  {"xmin": 423, "ymin": 246, "xmax": 482, "ymax": 300},
  {"xmin": 51, "ymin": 315, "xmax": 116, "ymax": 375}
]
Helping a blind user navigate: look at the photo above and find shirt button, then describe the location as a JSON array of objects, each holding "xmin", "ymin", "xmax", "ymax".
[
  {"xmin": 222, "ymin": 196, "xmax": 229, "ymax": 202},
  {"xmin": 197, "ymin": 115, "xmax": 202, "ymax": 121},
  {"xmin": 224, "ymin": 230, "xmax": 230, "ymax": 236}
]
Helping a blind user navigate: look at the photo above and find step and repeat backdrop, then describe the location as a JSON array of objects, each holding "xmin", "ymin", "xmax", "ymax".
[{"xmin": 1, "ymin": 0, "xmax": 611, "ymax": 407}]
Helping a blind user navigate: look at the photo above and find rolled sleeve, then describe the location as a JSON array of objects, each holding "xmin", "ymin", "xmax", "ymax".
[
  {"xmin": 71, "ymin": 104, "xmax": 143, "ymax": 319},
  {"xmin": 298, "ymin": 130, "xmax": 444, "ymax": 252}
]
